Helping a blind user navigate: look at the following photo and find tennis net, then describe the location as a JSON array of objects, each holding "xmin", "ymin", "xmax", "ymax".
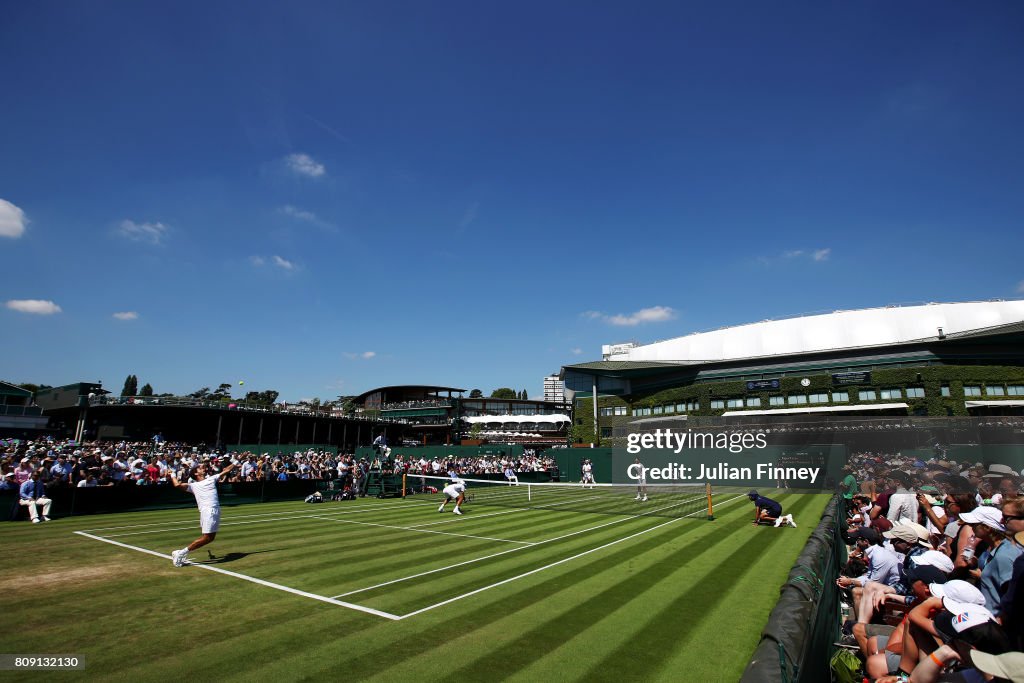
[{"xmin": 403, "ymin": 473, "xmax": 728, "ymax": 519}]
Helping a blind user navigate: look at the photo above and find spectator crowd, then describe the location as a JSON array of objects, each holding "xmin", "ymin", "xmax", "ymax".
[{"xmin": 834, "ymin": 451, "xmax": 1023, "ymax": 682}]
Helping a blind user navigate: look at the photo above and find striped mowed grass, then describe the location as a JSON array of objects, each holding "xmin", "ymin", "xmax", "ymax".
[{"xmin": 0, "ymin": 489, "xmax": 829, "ymax": 682}]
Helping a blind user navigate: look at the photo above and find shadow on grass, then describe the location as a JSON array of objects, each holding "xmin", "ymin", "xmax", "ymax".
[{"xmin": 195, "ymin": 548, "xmax": 281, "ymax": 564}]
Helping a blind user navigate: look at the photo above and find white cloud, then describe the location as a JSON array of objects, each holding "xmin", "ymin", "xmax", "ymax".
[
  {"xmin": 285, "ymin": 153, "xmax": 326, "ymax": 178},
  {"xmin": 459, "ymin": 202, "xmax": 480, "ymax": 229},
  {"xmin": 117, "ymin": 220, "xmax": 168, "ymax": 245},
  {"xmin": 583, "ymin": 306, "xmax": 677, "ymax": 327},
  {"xmin": 570, "ymin": 347, "xmax": 584, "ymax": 355},
  {"xmin": 1017, "ymin": 281, "xmax": 1024, "ymax": 294},
  {"xmin": 6, "ymin": 299, "xmax": 62, "ymax": 315},
  {"xmin": 344, "ymin": 351, "xmax": 376, "ymax": 360},
  {"xmin": 0, "ymin": 199, "xmax": 28, "ymax": 238},
  {"xmin": 278, "ymin": 204, "xmax": 337, "ymax": 232},
  {"xmin": 763, "ymin": 248, "xmax": 832, "ymax": 264},
  {"xmin": 280, "ymin": 205, "xmax": 318, "ymax": 222},
  {"xmin": 250, "ymin": 255, "xmax": 266, "ymax": 266},
  {"xmin": 272, "ymin": 255, "xmax": 295, "ymax": 270},
  {"xmin": 113, "ymin": 311, "xmax": 138, "ymax": 320}
]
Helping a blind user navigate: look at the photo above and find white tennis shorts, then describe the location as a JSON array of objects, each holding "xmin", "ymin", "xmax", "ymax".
[
  {"xmin": 442, "ymin": 485, "xmax": 461, "ymax": 499},
  {"xmin": 200, "ymin": 506, "xmax": 221, "ymax": 533}
]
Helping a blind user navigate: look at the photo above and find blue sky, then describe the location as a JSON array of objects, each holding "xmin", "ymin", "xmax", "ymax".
[{"xmin": 2, "ymin": 1, "xmax": 1023, "ymax": 402}]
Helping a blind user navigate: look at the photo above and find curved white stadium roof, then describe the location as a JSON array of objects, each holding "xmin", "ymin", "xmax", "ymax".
[{"xmin": 605, "ymin": 300, "xmax": 1024, "ymax": 364}]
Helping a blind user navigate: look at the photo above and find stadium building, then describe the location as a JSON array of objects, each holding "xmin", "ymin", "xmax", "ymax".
[
  {"xmin": 561, "ymin": 300, "xmax": 1024, "ymax": 441},
  {"xmin": 351, "ymin": 385, "xmax": 572, "ymax": 447}
]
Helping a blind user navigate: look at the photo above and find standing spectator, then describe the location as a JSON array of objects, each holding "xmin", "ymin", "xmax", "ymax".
[
  {"xmin": 886, "ymin": 472, "xmax": 919, "ymax": 524},
  {"xmin": 840, "ymin": 465, "xmax": 858, "ymax": 501},
  {"xmin": 19, "ymin": 470, "xmax": 52, "ymax": 523}
]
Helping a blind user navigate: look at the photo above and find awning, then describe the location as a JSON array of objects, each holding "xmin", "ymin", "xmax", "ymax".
[
  {"xmin": 965, "ymin": 400, "xmax": 1024, "ymax": 408},
  {"xmin": 462, "ymin": 414, "xmax": 571, "ymax": 424},
  {"xmin": 721, "ymin": 402, "xmax": 909, "ymax": 417}
]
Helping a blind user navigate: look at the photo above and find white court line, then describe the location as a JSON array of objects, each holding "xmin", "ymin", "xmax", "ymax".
[
  {"xmin": 330, "ymin": 494, "xmax": 713, "ymax": 599},
  {"xmin": 96, "ymin": 501, "xmax": 449, "ymax": 538},
  {"xmin": 403, "ymin": 493, "xmax": 609, "ymax": 528},
  {"xmin": 308, "ymin": 515, "xmax": 535, "ymax": 545},
  {"xmin": 73, "ymin": 530, "xmax": 400, "ymax": 620},
  {"xmin": 79, "ymin": 498, "xmax": 436, "ymax": 533},
  {"xmin": 394, "ymin": 493, "xmax": 748, "ymax": 619},
  {"xmin": 406, "ymin": 508, "xmax": 527, "ymax": 528}
]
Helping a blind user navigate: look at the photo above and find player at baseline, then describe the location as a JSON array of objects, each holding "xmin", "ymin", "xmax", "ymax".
[
  {"xmin": 438, "ymin": 478, "xmax": 467, "ymax": 515},
  {"xmin": 581, "ymin": 458, "xmax": 596, "ymax": 490},
  {"xmin": 168, "ymin": 459, "xmax": 238, "ymax": 566},
  {"xmin": 634, "ymin": 458, "xmax": 648, "ymax": 502}
]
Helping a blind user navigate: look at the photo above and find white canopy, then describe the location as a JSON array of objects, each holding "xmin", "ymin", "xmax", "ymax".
[{"xmin": 462, "ymin": 414, "xmax": 571, "ymax": 424}]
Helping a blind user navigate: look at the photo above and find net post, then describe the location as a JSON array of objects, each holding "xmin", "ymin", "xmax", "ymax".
[
  {"xmin": 706, "ymin": 482, "xmax": 714, "ymax": 520},
  {"xmin": 402, "ymin": 473, "xmax": 407, "ymax": 498}
]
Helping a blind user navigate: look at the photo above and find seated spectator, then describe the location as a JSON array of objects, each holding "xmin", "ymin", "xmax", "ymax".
[
  {"xmin": 958, "ymin": 506, "xmax": 1022, "ymax": 613},
  {"xmin": 19, "ymin": 470, "xmax": 52, "ymax": 523}
]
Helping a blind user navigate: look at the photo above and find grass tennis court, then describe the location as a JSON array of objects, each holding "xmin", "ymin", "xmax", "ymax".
[{"xmin": 0, "ymin": 488, "xmax": 829, "ymax": 682}]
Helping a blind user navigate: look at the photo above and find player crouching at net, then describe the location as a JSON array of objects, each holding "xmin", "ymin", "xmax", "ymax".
[
  {"xmin": 439, "ymin": 478, "xmax": 467, "ymax": 515},
  {"xmin": 168, "ymin": 457, "xmax": 237, "ymax": 566},
  {"xmin": 748, "ymin": 490, "xmax": 796, "ymax": 527}
]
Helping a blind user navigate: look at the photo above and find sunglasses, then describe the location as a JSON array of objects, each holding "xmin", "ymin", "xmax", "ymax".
[{"xmin": 1004, "ymin": 514, "xmax": 1024, "ymax": 522}]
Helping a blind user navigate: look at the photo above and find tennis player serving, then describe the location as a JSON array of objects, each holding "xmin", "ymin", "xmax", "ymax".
[
  {"xmin": 168, "ymin": 457, "xmax": 237, "ymax": 566},
  {"xmin": 438, "ymin": 477, "xmax": 467, "ymax": 515}
]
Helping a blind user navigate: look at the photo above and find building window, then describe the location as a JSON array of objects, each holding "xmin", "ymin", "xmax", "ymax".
[
  {"xmin": 941, "ymin": 385, "xmax": 951, "ymax": 397},
  {"xmin": 615, "ymin": 406, "xmax": 627, "ymax": 416},
  {"xmin": 808, "ymin": 393, "xmax": 828, "ymax": 404},
  {"xmin": 879, "ymin": 388, "xmax": 902, "ymax": 400},
  {"xmin": 859, "ymin": 390, "xmax": 877, "ymax": 401},
  {"xmin": 600, "ymin": 427, "xmax": 613, "ymax": 438},
  {"xmin": 769, "ymin": 396, "xmax": 785, "ymax": 406},
  {"xmin": 653, "ymin": 405, "xmax": 663, "ymax": 414},
  {"xmin": 599, "ymin": 407, "xmax": 615, "ymax": 417},
  {"xmin": 905, "ymin": 387, "xmax": 925, "ymax": 398},
  {"xmin": 1008, "ymin": 385, "xmax": 1024, "ymax": 396},
  {"xmin": 726, "ymin": 399, "xmax": 743, "ymax": 408},
  {"xmin": 986, "ymin": 385, "xmax": 1005, "ymax": 396},
  {"xmin": 664, "ymin": 405, "xmax": 674, "ymax": 414},
  {"xmin": 676, "ymin": 403, "xmax": 687, "ymax": 412},
  {"xmin": 746, "ymin": 397, "xmax": 761, "ymax": 408},
  {"xmin": 787, "ymin": 395, "xmax": 807, "ymax": 405},
  {"xmin": 832, "ymin": 391, "xmax": 849, "ymax": 402},
  {"xmin": 963, "ymin": 386, "xmax": 982, "ymax": 397},
  {"xmin": 688, "ymin": 401, "xmax": 700, "ymax": 412},
  {"xmin": 710, "ymin": 400, "xmax": 725, "ymax": 410}
]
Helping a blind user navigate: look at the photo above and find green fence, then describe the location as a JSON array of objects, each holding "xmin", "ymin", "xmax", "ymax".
[
  {"xmin": 740, "ymin": 495, "xmax": 847, "ymax": 683},
  {"xmin": 354, "ymin": 444, "xmax": 526, "ymax": 462},
  {"xmin": 228, "ymin": 444, "xmax": 338, "ymax": 456},
  {"xmin": 2, "ymin": 479, "xmax": 323, "ymax": 519}
]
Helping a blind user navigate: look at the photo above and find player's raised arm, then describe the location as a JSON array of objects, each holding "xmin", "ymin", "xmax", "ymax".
[{"xmin": 168, "ymin": 469, "xmax": 189, "ymax": 491}]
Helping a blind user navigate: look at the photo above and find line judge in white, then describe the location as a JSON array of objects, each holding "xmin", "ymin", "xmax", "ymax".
[{"xmin": 168, "ymin": 458, "xmax": 238, "ymax": 566}]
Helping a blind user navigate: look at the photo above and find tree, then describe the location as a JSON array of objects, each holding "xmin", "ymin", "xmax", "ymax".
[
  {"xmin": 139, "ymin": 383, "xmax": 153, "ymax": 396},
  {"xmin": 121, "ymin": 375, "xmax": 138, "ymax": 396},
  {"xmin": 522, "ymin": 389, "xmax": 529, "ymax": 400},
  {"xmin": 190, "ymin": 387, "xmax": 211, "ymax": 399},
  {"xmin": 469, "ymin": 389, "xmax": 483, "ymax": 398},
  {"xmin": 490, "ymin": 388, "xmax": 517, "ymax": 399},
  {"xmin": 212, "ymin": 383, "xmax": 233, "ymax": 399}
]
